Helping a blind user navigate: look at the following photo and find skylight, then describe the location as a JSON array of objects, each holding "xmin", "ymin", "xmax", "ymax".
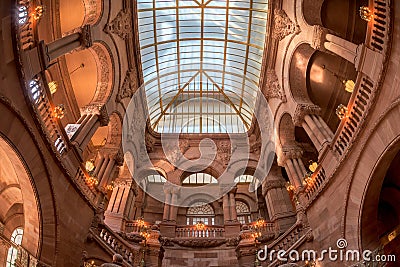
[{"xmin": 137, "ymin": 0, "xmax": 269, "ymax": 133}]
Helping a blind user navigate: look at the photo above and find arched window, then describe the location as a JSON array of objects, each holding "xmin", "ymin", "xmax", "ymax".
[
  {"xmin": 182, "ymin": 173, "xmax": 218, "ymax": 185},
  {"xmin": 234, "ymin": 175, "xmax": 254, "ymax": 183},
  {"xmin": 186, "ymin": 201, "xmax": 215, "ymax": 225},
  {"xmin": 145, "ymin": 174, "xmax": 166, "ymax": 183},
  {"xmin": 236, "ymin": 201, "xmax": 251, "ymax": 224},
  {"xmin": 6, "ymin": 228, "xmax": 24, "ymax": 267}
]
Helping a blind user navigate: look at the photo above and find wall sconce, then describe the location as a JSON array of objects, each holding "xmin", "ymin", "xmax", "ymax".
[
  {"xmin": 32, "ymin": 5, "xmax": 44, "ymax": 21},
  {"xmin": 53, "ymin": 104, "xmax": 65, "ymax": 119},
  {"xmin": 336, "ymin": 104, "xmax": 348, "ymax": 120},
  {"xmin": 302, "ymin": 173, "xmax": 314, "ymax": 187},
  {"xmin": 106, "ymin": 182, "xmax": 114, "ymax": 191},
  {"xmin": 83, "ymin": 260, "xmax": 97, "ymax": 267},
  {"xmin": 360, "ymin": 6, "xmax": 373, "ymax": 22}
]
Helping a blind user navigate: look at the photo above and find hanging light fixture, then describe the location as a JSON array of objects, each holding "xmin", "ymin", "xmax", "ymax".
[
  {"xmin": 53, "ymin": 104, "xmax": 65, "ymax": 119},
  {"xmin": 359, "ymin": 6, "xmax": 373, "ymax": 22},
  {"xmin": 336, "ymin": 104, "xmax": 348, "ymax": 119},
  {"xmin": 285, "ymin": 182, "xmax": 295, "ymax": 193},
  {"xmin": 32, "ymin": 5, "xmax": 44, "ymax": 21},
  {"xmin": 195, "ymin": 221, "xmax": 205, "ymax": 230},
  {"xmin": 48, "ymin": 81, "xmax": 58, "ymax": 94},
  {"xmin": 85, "ymin": 176, "xmax": 99, "ymax": 187},
  {"xmin": 322, "ymin": 65, "xmax": 355, "ymax": 93},
  {"xmin": 308, "ymin": 161, "xmax": 318, "ymax": 172},
  {"xmin": 85, "ymin": 160, "xmax": 95, "ymax": 173}
]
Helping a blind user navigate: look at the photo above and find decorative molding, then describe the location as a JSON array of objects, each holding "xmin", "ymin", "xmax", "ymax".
[
  {"xmin": 81, "ymin": 104, "xmax": 110, "ymax": 126},
  {"xmin": 272, "ymin": 9, "xmax": 299, "ymax": 41},
  {"xmin": 90, "ymin": 44, "xmax": 113, "ymax": 104},
  {"xmin": 263, "ymin": 69, "xmax": 286, "ymax": 102},
  {"xmin": 105, "ymin": 10, "xmax": 132, "ymax": 40},
  {"xmin": 311, "ymin": 25, "xmax": 328, "ymax": 51},
  {"xmin": 80, "ymin": 25, "xmax": 93, "ymax": 48},
  {"xmin": 292, "ymin": 104, "xmax": 321, "ymax": 127},
  {"xmin": 116, "ymin": 68, "xmax": 139, "ymax": 103},
  {"xmin": 162, "ymin": 237, "xmax": 228, "ymax": 248}
]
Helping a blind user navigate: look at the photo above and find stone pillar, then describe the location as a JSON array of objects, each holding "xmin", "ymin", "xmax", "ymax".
[
  {"xmin": 293, "ymin": 104, "xmax": 333, "ymax": 154},
  {"xmin": 278, "ymin": 145, "xmax": 305, "ymax": 190},
  {"xmin": 235, "ymin": 225, "xmax": 257, "ymax": 267},
  {"xmin": 169, "ymin": 188, "xmax": 179, "ymax": 222},
  {"xmin": 71, "ymin": 104, "xmax": 109, "ymax": 153},
  {"xmin": 223, "ymin": 194, "xmax": 231, "ymax": 222},
  {"xmin": 262, "ymin": 165, "xmax": 296, "ymax": 233},
  {"xmin": 98, "ymin": 155, "xmax": 116, "ymax": 189},
  {"xmin": 162, "ymin": 188, "xmax": 172, "ymax": 221},
  {"xmin": 104, "ymin": 174, "xmax": 137, "ymax": 232},
  {"xmin": 324, "ymin": 34, "xmax": 359, "ymax": 63},
  {"xmin": 229, "ymin": 190, "xmax": 237, "ymax": 221},
  {"xmin": 145, "ymin": 226, "xmax": 163, "ymax": 267}
]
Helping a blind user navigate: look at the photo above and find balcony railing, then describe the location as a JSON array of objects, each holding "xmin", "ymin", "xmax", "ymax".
[
  {"xmin": 305, "ymin": 0, "xmax": 391, "ymax": 206},
  {"xmin": 0, "ymin": 233, "xmax": 51, "ymax": 267},
  {"xmin": 175, "ymin": 225, "xmax": 225, "ymax": 238},
  {"xmin": 13, "ymin": 0, "xmax": 102, "ymax": 206},
  {"xmin": 91, "ymin": 224, "xmax": 136, "ymax": 265}
]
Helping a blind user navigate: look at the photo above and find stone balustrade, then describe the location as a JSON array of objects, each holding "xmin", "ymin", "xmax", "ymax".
[
  {"xmin": 247, "ymin": 222, "xmax": 278, "ymax": 237},
  {"xmin": 95, "ymin": 224, "xmax": 135, "ymax": 265},
  {"xmin": 175, "ymin": 225, "xmax": 225, "ymax": 238}
]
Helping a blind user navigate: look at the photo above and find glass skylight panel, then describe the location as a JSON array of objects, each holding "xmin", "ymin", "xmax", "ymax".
[{"xmin": 137, "ymin": 0, "xmax": 269, "ymax": 133}]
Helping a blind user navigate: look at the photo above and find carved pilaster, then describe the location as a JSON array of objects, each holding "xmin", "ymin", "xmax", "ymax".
[
  {"xmin": 272, "ymin": 9, "xmax": 299, "ymax": 41},
  {"xmin": 263, "ymin": 69, "xmax": 287, "ymax": 102},
  {"xmin": 116, "ymin": 68, "xmax": 139, "ymax": 103},
  {"xmin": 292, "ymin": 104, "xmax": 321, "ymax": 127}
]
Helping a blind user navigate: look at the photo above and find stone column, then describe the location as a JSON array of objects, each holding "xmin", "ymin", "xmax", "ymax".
[
  {"xmin": 278, "ymin": 145, "xmax": 305, "ymax": 189},
  {"xmin": 168, "ymin": 188, "xmax": 179, "ymax": 222},
  {"xmin": 262, "ymin": 165, "xmax": 296, "ymax": 233},
  {"xmin": 104, "ymin": 174, "xmax": 137, "ymax": 232},
  {"xmin": 162, "ymin": 188, "xmax": 172, "ymax": 221},
  {"xmin": 293, "ymin": 105, "xmax": 333, "ymax": 154},
  {"xmin": 71, "ymin": 104, "xmax": 109, "ymax": 153},
  {"xmin": 324, "ymin": 34, "xmax": 359, "ymax": 63},
  {"xmin": 223, "ymin": 194, "xmax": 231, "ymax": 222},
  {"xmin": 229, "ymin": 191, "xmax": 237, "ymax": 221},
  {"xmin": 98, "ymin": 155, "xmax": 116, "ymax": 189}
]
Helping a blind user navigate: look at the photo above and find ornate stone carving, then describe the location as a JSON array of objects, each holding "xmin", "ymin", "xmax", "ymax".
[
  {"xmin": 164, "ymin": 139, "xmax": 190, "ymax": 166},
  {"xmin": 80, "ymin": 24, "xmax": 93, "ymax": 48},
  {"xmin": 292, "ymin": 104, "xmax": 321, "ymax": 127},
  {"xmin": 145, "ymin": 134, "xmax": 155, "ymax": 152},
  {"xmin": 168, "ymin": 238, "xmax": 227, "ymax": 248},
  {"xmin": 226, "ymin": 236, "xmax": 240, "ymax": 247},
  {"xmin": 217, "ymin": 140, "xmax": 233, "ymax": 166},
  {"xmin": 81, "ymin": 104, "xmax": 110, "ymax": 126},
  {"xmin": 311, "ymin": 25, "xmax": 328, "ymax": 51},
  {"xmin": 65, "ymin": 124, "xmax": 80, "ymax": 139},
  {"xmin": 90, "ymin": 45, "xmax": 112, "ymax": 104},
  {"xmin": 263, "ymin": 69, "xmax": 286, "ymax": 102},
  {"xmin": 105, "ymin": 10, "xmax": 132, "ymax": 40},
  {"xmin": 116, "ymin": 68, "xmax": 139, "ymax": 103},
  {"xmin": 272, "ymin": 9, "xmax": 299, "ymax": 41},
  {"xmin": 262, "ymin": 180, "xmax": 286, "ymax": 194}
]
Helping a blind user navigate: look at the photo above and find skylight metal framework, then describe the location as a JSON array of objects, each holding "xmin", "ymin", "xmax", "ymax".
[{"xmin": 137, "ymin": 0, "xmax": 269, "ymax": 133}]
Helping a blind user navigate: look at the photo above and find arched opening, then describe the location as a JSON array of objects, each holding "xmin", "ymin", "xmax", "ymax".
[
  {"xmin": 321, "ymin": 0, "xmax": 368, "ymax": 44},
  {"xmin": 0, "ymin": 137, "xmax": 40, "ymax": 265},
  {"xmin": 361, "ymin": 149, "xmax": 400, "ymax": 261},
  {"xmin": 186, "ymin": 201, "xmax": 215, "ymax": 226},
  {"xmin": 236, "ymin": 201, "xmax": 251, "ymax": 224}
]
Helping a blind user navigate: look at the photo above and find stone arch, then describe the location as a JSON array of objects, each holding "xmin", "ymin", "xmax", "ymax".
[
  {"xmin": 0, "ymin": 137, "xmax": 40, "ymax": 260},
  {"xmin": 88, "ymin": 42, "xmax": 114, "ymax": 106},
  {"xmin": 60, "ymin": 0, "xmax": 102, "ymax": 33},
  {"xmin": 289, "ymin": 43, "xmax": 315, "ymax": 105},
  {"xmin": 278, "ymin": 113, "xmax": 296, "ymax": 147},
  {"xmin": 343, "ymin": 100, "xmax": 400, "ymax": 252},
  {"xmin": 302, "ymin": 0, "xmax": 324, "ymax": 26},
  {"xmin": 0, "ymin": 100, "xmax": 58, "ymax": 264},
  {"xmin": 104, "ymin": 112, "xmax": 122, "ymax": 148}
]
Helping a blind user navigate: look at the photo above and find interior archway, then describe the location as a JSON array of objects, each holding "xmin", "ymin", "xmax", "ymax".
[{"xmin": 0, "ymin": 137, "xmax": 40, "ymax": 263}]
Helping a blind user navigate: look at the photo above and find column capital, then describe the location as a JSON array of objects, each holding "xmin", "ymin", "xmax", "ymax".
[
  {"xmin": 310, "ymin": 25, "xmax": 329, "ymax": 51},
  {"xmin": 262, "ymin": 180, "xmax": 286, "ymax": 196},
  {"xmin": 277, "ymin": 145, "xmax": 303, "ymax": 166},
  {"xmin": 292, "ymin": 104, "xmax": 321, "ymax": 127},
  {"xmin": 80, "ymin": 104, "xmax": 110, "ymax": 126}
]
